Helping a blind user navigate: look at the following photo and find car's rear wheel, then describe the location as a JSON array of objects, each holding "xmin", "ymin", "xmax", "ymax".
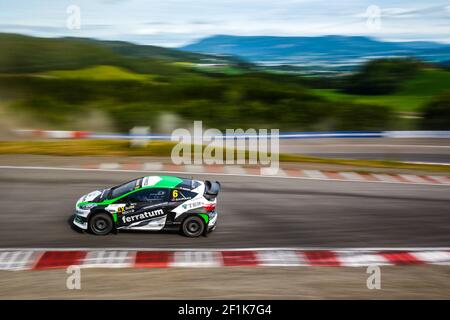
[
  {"xmin": 181, "ymin": 216, "xmax": 205, "ymax": 237},
  {"xmin": 89, "ymin": 213, "xmax": 113, "ymax": 235}
]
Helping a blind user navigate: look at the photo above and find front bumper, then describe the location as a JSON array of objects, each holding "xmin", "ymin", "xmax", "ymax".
[
  {"xmin": 73, "ymin": 214, "xmax": 88, "ymax": 230},
  {"xmin": 72, "ymin": 205, "xmax": 91, "ymax": 230}
]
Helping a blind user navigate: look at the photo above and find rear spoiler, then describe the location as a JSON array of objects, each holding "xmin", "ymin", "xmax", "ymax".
[{"xmin": 204, "ymin": 180, "xmax": 221, "ymax": 200}]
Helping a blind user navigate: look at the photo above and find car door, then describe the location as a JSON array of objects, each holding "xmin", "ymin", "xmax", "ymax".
[
  {"xmin": 116, "ymin": 188, "xmax": 170, "ymax": 230},
  {"xmin": 163, "ymin": 188, "xmax": 200, "ymax": 225}
]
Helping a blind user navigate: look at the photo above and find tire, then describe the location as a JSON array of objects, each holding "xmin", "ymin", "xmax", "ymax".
[
  {"xmin": 181, "ymin": 216, "xmax": 205, "ymax": 238},
  {"xmin": 89, "ymin": 213, "xmax": 113, "ymax": 235}
]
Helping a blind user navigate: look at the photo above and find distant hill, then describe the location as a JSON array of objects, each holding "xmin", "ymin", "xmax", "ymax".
[
  {"xmin": 180, "ymin": 35, "xmax": 450, "ymax": 68},
  {"xmin": 0, "ymin": 33, "xmax": 241, "ymax": 73},
  {"xmin": 81, "ymin": 37, "xmax": 245, "ymax": 64}
]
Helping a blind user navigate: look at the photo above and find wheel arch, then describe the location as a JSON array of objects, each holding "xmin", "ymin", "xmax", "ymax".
[
  {"xmin": 181, "ymin": 212, "xmax": 208, "ymax": 226},
  {"xmin": 88, "ymin": 209, "xmax": 117, "ymax": 230},
  {"xmin": 180, "ymin": 213, "xmax": 207, "ymax": 237}
]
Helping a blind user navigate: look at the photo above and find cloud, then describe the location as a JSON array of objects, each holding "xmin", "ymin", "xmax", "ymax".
[
  {"xmin": 355, "ymin": 4, "xmax": 450, "ymax": 19},
  {"xmin": 0, "ymin": 23, "xmax": 115, "ymax": 35},
  {"xmin": 100, "ymin": 0, "xmax": 130, "ymax": 3},
  {"xmin": 1, "ymin": 0, "xmax": 450, "ymax": 46},
  {"xmin": 381, "ymin": 7, "xmax": 420, "ymax": 18},
  {"xmin": 0, "ymin": 24, "xmax": 64, "ymax": 34}
]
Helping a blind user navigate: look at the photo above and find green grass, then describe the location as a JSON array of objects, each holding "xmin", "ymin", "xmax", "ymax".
[
  {"xmin": 194, "ymin": 65, "xmax": 245, "ymax": 75},
  {"xmin": 313, "ymin": 68, "xmax": 450, "ymax": 112},
  {"xmin": 42, "ymin": 65, "xmax": 156, "ymax": 82},
  {"xmin": 0, "ymin": 140, "xmax": 448, "ymax": 173},
  {"xmin": 0, "ymin": 140, "xmax": 175, "ymax": 156},
  {"xmin": 401, "ymin": 68, "xmax": 450, "ymax": 95},
  {"xmin": 173, "ymin": 61, "xmax": 246, "ymax": 75}
]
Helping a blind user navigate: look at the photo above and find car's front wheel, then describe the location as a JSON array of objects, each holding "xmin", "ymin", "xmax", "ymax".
[
  {"xmin": 89, "ymin": 213, "xmax": 113, "ymax": 235},
  {"xmin": 181, "ymin": 216, "xmax": 205, "ymax": 237}
]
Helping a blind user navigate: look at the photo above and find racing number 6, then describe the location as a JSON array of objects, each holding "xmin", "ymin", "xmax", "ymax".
[{"xmin": 173, "ymin": 190, "xmax": 178, "ymax": 199}]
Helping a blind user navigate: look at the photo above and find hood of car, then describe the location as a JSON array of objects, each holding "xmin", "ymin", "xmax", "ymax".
[{"xmin": 77, "ymin": 189, "xmax": 109, "ymax": 205}]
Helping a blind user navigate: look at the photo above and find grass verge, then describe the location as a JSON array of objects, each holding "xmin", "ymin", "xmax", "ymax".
[
  {"xmin": 312, "ymin": 68, "xmax": 450, "ymax": 113},
  {"xmin": 0, "ymin": 140, "xmax": 448, "ymax": 172}
]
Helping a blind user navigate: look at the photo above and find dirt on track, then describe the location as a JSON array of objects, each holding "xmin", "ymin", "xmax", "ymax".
[{"xmin": 1, "ymin": 266, "xmax": 449, "ymax": 299}]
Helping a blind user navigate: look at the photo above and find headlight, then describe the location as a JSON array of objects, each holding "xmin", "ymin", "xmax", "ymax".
[{"xmin": 79, "ymin": 203, "xmax": 96, "ymax": 210}]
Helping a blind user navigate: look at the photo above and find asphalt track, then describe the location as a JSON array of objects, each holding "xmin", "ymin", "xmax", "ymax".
[
  {"xmin": 278, "ymin": 138, "xmax": 450, "ymax": 164},
  {"xmin": 0, "ymin": 167, "xmax": 449, "ymax": 248}
]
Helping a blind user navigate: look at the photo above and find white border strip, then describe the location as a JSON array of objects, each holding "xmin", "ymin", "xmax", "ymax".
[{"xmin": 1, "ymin": 247, "xmax": 449, "ymax": 252}]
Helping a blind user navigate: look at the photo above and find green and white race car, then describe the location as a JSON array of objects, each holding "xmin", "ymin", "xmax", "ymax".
[{"xmin": 72, "ymin": 176, "xmax": 220, "ymax": 237}]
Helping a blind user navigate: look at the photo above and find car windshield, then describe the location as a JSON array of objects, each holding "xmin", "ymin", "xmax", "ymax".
[{"xmin": 110, "ymin": 179, "xmax": 139, "ymax": 199}]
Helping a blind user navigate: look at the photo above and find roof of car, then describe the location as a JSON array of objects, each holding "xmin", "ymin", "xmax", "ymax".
[{"xmin": 141, "ymin": 176, "xmax": 184, "ymax": 189}]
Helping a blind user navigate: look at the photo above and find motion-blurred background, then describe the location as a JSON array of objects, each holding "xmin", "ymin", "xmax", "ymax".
[
  {"xmin": 0, "ymin": 1, "xmax": 449, "ymax": 138},
  {"xmin": 1, "ymin": 1, "xmax": 450, "ymax": 300}
]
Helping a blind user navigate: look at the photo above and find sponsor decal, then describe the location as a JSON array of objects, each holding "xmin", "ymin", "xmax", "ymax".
[
  {"xmin": 173, "ymin": 199, "xmax": 205, "ymax": 219},
  {"xmin": 171, "ymin": 190, "xmax": 192, "ymax": 201},
  {"xmin": 171, "ymin": 189, "xmax": 193, "ymax": 202},
  {"xmin": 105, "ymin": 204, "xmax": 125, "ymax": 214},
  {"xmin": 121, "ymin": 209, "xmax": 165, "ymax": 224},
  {"xmin": 120, "ymin": 205, "xmax": 136, "ymax": 215},
  {"xmin": 182, "ymin": 201, "xmax": 203, "ymax": 210}
]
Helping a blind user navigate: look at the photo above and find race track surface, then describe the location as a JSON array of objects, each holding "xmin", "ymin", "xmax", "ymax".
[
  {"xmin": 279, "ymin": 138, "xmax": 450, "ymax": 164},
  {"xmin": 0, "ymin": 167, "xmax": 449, "ymax": 248}
]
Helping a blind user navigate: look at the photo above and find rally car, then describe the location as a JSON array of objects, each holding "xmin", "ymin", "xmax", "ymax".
[{"xmin": 72, "ymin": 176, "xmax": 220, "ymax": 237}]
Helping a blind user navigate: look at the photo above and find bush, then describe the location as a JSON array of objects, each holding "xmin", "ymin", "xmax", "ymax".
[
  {"xmin": 421, "ymin": 93, "xmax": 450, "ymax": 130},
  {"xmin": 11, "ymin": 96, "xmax": 83, "ymax": 126},
  {"xmin": 342, "ymin": 58, "xmax": 421, "ymax": 95},
  {"xmin": 3, "ymin": 68, "xmax": 395, "ymax": 132},
  {"xmin": 334, "ymin": 103, "xmax": 393, "ymax": 130}
]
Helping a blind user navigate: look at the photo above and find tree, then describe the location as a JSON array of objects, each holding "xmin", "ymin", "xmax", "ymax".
[
  {"xmin": 342, "ymin": 58, "xmax": 421, "ymax": 95},
  {"xmin": 421, "ymin": 93, "xmax": 450, "ymax": 130}
]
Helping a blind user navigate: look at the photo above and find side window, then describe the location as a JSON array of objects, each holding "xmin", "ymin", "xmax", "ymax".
[
  {"xmin": 171, "ymin": 189, "xmax": 197, "ymax": 202},
  {"xmin": 127, "ymin": 188, "xmax": 168, "ymax": 204}
]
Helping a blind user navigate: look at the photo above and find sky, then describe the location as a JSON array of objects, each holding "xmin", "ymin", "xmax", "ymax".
[{"xmin": 1, "ymin": 0, "xmax": 450, "ymax": 47}]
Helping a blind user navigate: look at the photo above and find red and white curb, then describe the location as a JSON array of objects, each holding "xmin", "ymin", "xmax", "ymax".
[
  {"xmin": 1, "ymin": 249, "xmax": 449, "ymax": 271},
  {"xmin": 77, "ymin": 162, "xmax": 450, "ymax": 186}
]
